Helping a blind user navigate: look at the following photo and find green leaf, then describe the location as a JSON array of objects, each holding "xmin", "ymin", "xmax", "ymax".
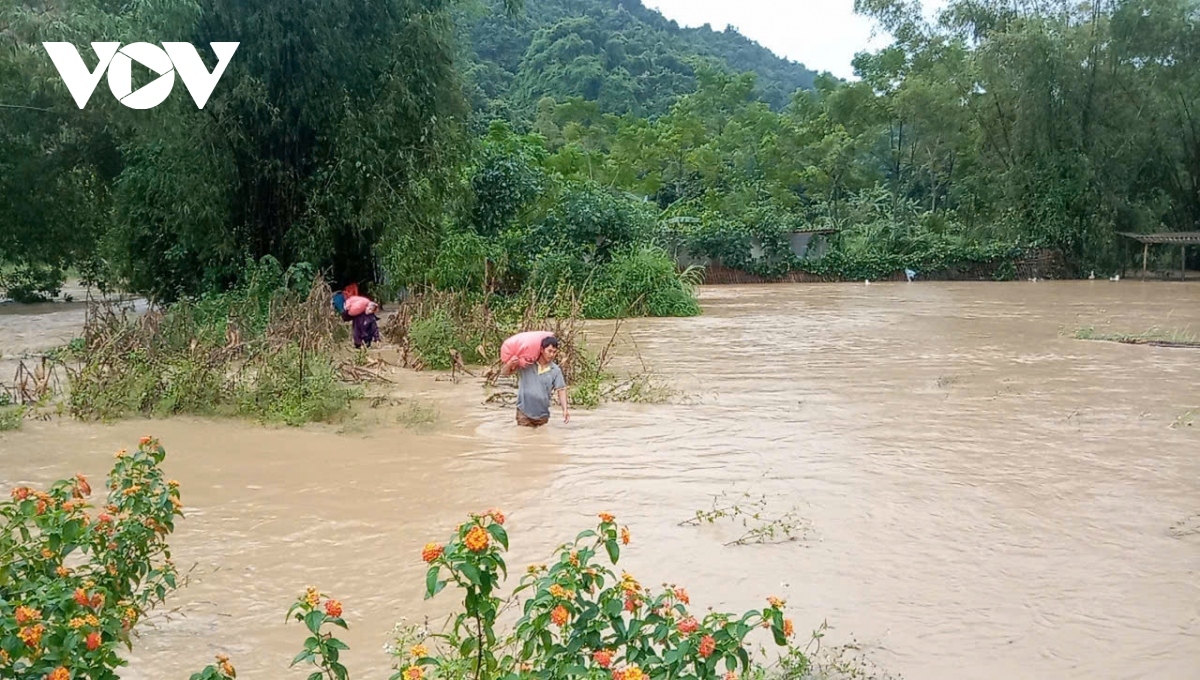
[
  {"xmin": 328, "ymin": 638, "xmax": 349, "ymax": 651},
  {"xmin": 460, "ymin": 562, "xmax": 482, "ymax": 586},
  {"xmin": 292, "ymin": 650, "xmax": 314, "ymax": 666},
  {"xmin": 308, "ymin": 673, "xmax": 323, "ymax": 680},
  {"xmin": 426, "ymin": 565, "xmax": 440, "ymax": 599},
  {"xmin": 488, "ymin": 523, "xmax": 509, "ymax": 550},
  {"xmin": 304, "ymin": 610, "xmax": 324, "ymax": 635},
  {"xmin": 605, "ymin": 538, "xmax": 619, "ymax": 564}
]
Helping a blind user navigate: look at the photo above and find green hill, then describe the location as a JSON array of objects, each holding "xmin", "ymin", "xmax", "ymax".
[{"xmin": 458, "ymin": 0, "xmax": 820, "ymax": 119}]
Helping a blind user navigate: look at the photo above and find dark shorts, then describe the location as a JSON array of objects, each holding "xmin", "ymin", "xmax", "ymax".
[{"xmin": 516, "ymin": 409, "xmax": 549, "ymax": 428}]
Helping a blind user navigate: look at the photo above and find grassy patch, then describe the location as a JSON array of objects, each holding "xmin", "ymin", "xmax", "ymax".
[
  {"xmin": 397, "ymin": 400, "xmax": 438, "ymax": 432},
  {"xmin": 1074, "ymin": 326, "xmax": 1200, "ymax": 348},
  {"xmin": 65, "ymin": 261, "xmax": 361, "ymax": 426},
  {"xmin": 0, "ymin": 405, "xmax": 26, "ymax": 431}
]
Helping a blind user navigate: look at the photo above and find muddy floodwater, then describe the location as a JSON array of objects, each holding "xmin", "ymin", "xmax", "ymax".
[{"xmin": 2, "ymin": 281, "xmax": 1199, "ymax": 680}]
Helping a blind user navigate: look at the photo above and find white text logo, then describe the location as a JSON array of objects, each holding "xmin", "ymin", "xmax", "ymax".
[{"xmin": 42, "ymin": 42, "xmax": 239, "ymax": 110}]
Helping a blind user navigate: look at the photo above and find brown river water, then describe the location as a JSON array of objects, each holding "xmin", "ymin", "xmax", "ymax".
[{"xmin": 2, "ymin": 281, "xmax": 1199, "ymax": 679}]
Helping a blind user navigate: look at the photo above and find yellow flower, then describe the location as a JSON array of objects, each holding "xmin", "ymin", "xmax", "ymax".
[
  {"xmin": 410, "ymin": 644, "xmax": 428, "ymax": 658},
  {"xmin": 403, "ymin": 666, "xmax": 424, "ymax": 680},
  {"xmin": 68, "ymin": 618, "xmax": 87, "ymax": 630},
  {"xmin": 305, "ymin": 587, "xmax": 320, "ymax": 607}
]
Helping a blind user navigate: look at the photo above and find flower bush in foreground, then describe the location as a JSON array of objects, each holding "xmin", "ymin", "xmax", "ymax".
[
  {"xmin": 232, "ymin": 509, "xmax": 804, "ymax": 680},
  {"xmin": 1, "ymin": 436, "xmax": 184, "ymax": 679}
]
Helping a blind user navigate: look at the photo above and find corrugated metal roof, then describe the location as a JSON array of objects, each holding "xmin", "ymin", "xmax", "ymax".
[{"xmin": 1119, "ymin": 232, "xmax": 1200, "ymax": 244}]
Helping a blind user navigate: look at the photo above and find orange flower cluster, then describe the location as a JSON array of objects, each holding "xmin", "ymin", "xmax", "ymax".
[
  {"xmin": 485, "ymin": 508, "xmax": 505, "ymax": 525},
  {"xmin": 676, "ymin": 617, "xmax": 699, "ymax": 634},
  {"xmin": 86, "ymin": 631, "xmax": 102, "ymax": 651},
  {"xmin": 698, "ymin": 634, "xmax": 716, "ymax": 658},
  {"xmin": 324, "ymin": 599, "xmax": 343, "ymax": 618},
  {"xmin": 673, "ymin": 587, "xmax": 690, "ymax": 605},
  {"xmin": 724, "ymin": 672, "xmax": 739, "ymax": 680},
  {"xmin": 421, "ymin": 543, "xmax": 443, "ymax": 563},
  {"xmin": 598, "ymin": 512, "xmax": 615, "ymax": 523},
  {"xmin": 619, "ymin": 572, "xmax": 642, "ymax": 611},
  {"xmin": 464, "ymin": 525, "xmax": 489, "ymax": 553},
  {"xmin": 767, "ymin": 596, "xmax": 786, "ymax": 609},
  {"xmin": 592, "ymin": 649, "xmax": 613, "ymax": 668},
  {"xmin": 783, "ymin": 618, "xmax": 794, "ymax": 638},
  {"xmin": 410, "ymin": 644, "xmax": 428, "ymax": 659},
  {"xmin": 216, "ymin": 654, "xmax": 235, "ymax": 677},
  {"xmin": 73, "ymin": 473, "xmax": 92, "ymax": 498},
  {"xmin": 550, "ymin": 605, "xmax": 569, "ymax": 626},
  {"xmin": 18, "ymin": 624, "xmax": 44, "ymax": 648},
  {"xmin": 612, "ymin": 665, "xmax": 645, "ymax": 680},
  {"xmin": 47, "ymin": 667, "xmax": 69, "ymax": 680},
  {"xmin": 620, "ymin": 527, "xmax": 631, "ymax": 545},
  {"xmin": 15, "ymin": 606, "xmax": 40, "ymax": 624}
]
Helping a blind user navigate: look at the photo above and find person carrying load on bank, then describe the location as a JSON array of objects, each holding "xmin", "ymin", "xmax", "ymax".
[
  {"xmin": 500, "ymin": 331, "xmax": 569, "ymax": 427},
  {"xmin": 332, "ymin": 283, "xmax": 380, "ymax": 349}
]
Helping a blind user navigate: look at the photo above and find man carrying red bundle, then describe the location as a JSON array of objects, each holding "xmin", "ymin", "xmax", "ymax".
[{"xmin": 500, "ymin": 335, "xmax": 569, "ymax": 427}]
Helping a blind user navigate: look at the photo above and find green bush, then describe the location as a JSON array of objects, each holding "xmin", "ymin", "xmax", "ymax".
[
  {"xmin": 237, "ymin": 344, "xmax": 360, "ymax": 426},
  {"xmin": 583, "ymin": 244, "xmax": 701, "ymax": 319},
  {"xmin": 0, "ymin": 262, "xmax": 65, "ymax": 303}
]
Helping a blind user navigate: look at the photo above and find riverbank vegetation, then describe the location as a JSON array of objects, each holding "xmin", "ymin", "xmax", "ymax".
[{"xmin": 6, "ymin": 0, "xmax": 1200, "ymax": 307}]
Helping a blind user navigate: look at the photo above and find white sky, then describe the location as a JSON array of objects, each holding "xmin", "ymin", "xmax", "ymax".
[{"xmin": 641, "ymin": 0, "xmax": 948, "ymax": 80}]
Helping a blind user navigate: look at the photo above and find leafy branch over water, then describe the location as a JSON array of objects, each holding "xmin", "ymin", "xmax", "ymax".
[{"xmin": 679, "ymin": 492, "xmax": 811, "ymax": 546}]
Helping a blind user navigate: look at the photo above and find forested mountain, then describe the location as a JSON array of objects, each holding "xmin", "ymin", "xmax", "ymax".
[{"xmin": 457, "ymin": 0, "xmax": 820, "ymax": 119}]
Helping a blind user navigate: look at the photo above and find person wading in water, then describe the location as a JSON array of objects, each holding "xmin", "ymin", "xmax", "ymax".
[{"xmin": 501, "ymin": 336, "xmax": 569, "ymax": 427}]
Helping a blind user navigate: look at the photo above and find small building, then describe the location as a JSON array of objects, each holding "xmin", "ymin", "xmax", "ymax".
[{"xmin": 1118, "ymin": 231, "xmax": 1200, "ymax": 280}]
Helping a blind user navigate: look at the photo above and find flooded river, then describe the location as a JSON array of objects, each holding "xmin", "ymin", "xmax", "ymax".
[{"xmin": 2, "ymin": 281, "xmax": 1199, "ymax": 679}]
